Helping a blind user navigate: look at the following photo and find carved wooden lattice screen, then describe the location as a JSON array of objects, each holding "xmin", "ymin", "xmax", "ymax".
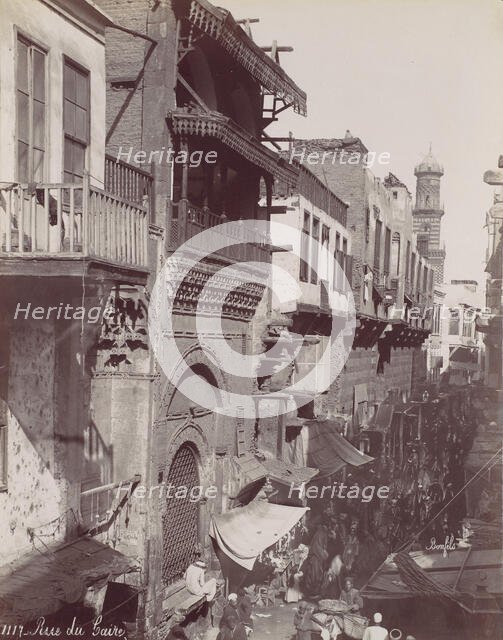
[{"xmin": 162, "ymin": 444, "xmax": 200, "ymax": 585}]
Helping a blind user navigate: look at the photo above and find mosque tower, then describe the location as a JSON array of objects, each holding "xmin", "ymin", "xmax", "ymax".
[{"xmin": 413, "ymin": 146, "xmax": 446, "ymax": 284}]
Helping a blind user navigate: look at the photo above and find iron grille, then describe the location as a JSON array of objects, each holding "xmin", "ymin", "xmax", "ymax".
[{"xmin": 162, "ymin": 444, "xmax": 200, "ymax": 585}]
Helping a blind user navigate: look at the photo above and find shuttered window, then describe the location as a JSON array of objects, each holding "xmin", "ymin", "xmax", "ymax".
[
  {"xmin": 383, "ymin": 227, "xmax": 391, "ymax": 275},
  {"xmin": 300, "ymin": 211, "xmax": 310, "ymax": 282},
  {"xmin": 63, "ymin": 59, "xmax": 89, "ymax": 183},
  {"xmin": 16, "ymin": 36, "xmax": 46, "ymax": 182},
  {"xmin": 310, "ymin": 217, "xmax": 320, "ymax": 284},
  {"xmin": 374, "ymin": 219, "xmax": 382, "ymax": 274}
]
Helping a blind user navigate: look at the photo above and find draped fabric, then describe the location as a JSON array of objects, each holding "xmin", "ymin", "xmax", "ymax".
[
  {"xmin": 209, "ymin": 501, "xmax": 308, "ymax": 570},
  {"xmin": 303, "ymin": 420, "xmax": 374, "ymax": 478}
]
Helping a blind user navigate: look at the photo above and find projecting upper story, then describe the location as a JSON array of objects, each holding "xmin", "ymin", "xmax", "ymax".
[
  {"xmin": 0, "ymin": 0, "xmax": 151, "ymax": 282},
  {"xmin": 269, "ymin": 162, "xmax": 351, "ymax": 318},
  {"xmin": 288, "ymin": 136, "xmax": 435, "ymax": 330},
  {"xmin": 102, "ymin": 0, "xmax": 305, "ymax": 261}
]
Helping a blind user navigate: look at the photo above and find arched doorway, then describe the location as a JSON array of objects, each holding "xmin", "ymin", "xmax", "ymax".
[{"xmin": 162, "ymin": 442, "xmax": 200, "ymax": 585}]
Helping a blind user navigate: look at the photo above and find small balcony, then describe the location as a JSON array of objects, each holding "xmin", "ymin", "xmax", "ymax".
[
  {"xmin": 168, "ymin": 199, "xmax": 271, "ymax": 264},
  {"xmin": 0, "ymin": 175, "xmax": 149, "ymax": 282}
]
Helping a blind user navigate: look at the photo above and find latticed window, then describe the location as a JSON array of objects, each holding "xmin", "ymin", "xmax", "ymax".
[{"xmin": 162, "ymin": 443, "xmax": 200, "ymax": 585}]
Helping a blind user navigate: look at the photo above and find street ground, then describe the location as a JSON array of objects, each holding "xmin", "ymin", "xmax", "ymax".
[
  {"xmin": 201, "ymin": 601, "xmax": 486, "ymax": 640},
  {"xmin": 203, "ymin": 602, "xmax": 296, "ymax": 640}
]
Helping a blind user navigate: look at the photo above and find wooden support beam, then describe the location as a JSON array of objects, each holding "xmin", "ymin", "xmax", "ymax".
[
  {"xmin": 177, "ymin": 73, "xmax": 211, "ymax": 113},
  {"xmin": 261, "ymin": 131, "xmax": 281, "ymax": 150},
  {"xmin": 260, "ymin": 46, "xmax": 294, "ymax": 53},
  {"xmin": 260, "ymin": 41, "xmax": 294, "ymax": 63},
  {"xmin": 236, "ymin": 18, "xmax": 259, "ymax": 37}
]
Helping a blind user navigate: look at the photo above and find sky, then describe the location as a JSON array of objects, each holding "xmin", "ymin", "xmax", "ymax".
[{"xmin": 218, "ymin": 0, "xmax": 503, "ymax": 288}]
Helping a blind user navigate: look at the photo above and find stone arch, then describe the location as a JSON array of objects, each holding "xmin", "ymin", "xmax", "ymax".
[
  {"xmin": 156, "ymin": 348, "xmax": 226, "ymax": 585},
  {"xmin": 157, "ymin": 342, "xmax": 229, "ymax": 416}
]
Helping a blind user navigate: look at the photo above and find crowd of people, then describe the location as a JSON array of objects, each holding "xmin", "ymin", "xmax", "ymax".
[
  {"xmin": 299, "ymin": 515, "xmax": 363, "ymax": 601},
  {"xmin": 217, "ymin": 590, "xmax": 254, "ymax": 640}
]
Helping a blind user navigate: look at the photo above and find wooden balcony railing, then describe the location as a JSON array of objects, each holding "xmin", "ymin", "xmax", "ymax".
[
  {"xmin": 0, "ymin": 177, "xmax": 149, "ymax": 270},
  {"xmin": 168, "ymin": 199, "xmax": 271, "ymax": 263},
  {"xmin": 80, "ymin": 475, "xmax": 141, "ymax": 534},
  {"xmin": 104, "ymin": 154, "xmax": 153, "ymax": 216}
]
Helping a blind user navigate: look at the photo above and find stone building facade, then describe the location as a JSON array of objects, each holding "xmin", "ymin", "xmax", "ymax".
[
  {"xmin": 0, "ymin": 0, "xmax": 307, "ymax": 636},
  {"xmin": 291, "ymin": 135, "xmax": 435, "ymax": 428},
  {"xmin": 0, "ymin": 0, "xmax": 152, "ymax": 628}
]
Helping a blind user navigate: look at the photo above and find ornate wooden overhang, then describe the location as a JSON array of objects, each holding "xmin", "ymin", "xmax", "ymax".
[
  {"xmin": 185, "ymin": 0, "xmax": 307, "ymax": 115},
  {"xmin": 168, "ymin": 109, "xmax": 299, "ymax": 187},
  {"xmin": 169, "ymin": 256, "xmax": 267, "ymax": 321},
  {"xmin": 381, "ymin": 320, "xmax": 430, "ymax": 348},
  {"xmin": 353, "ymin": 314, "xmax": 387, "ymax": 348}
]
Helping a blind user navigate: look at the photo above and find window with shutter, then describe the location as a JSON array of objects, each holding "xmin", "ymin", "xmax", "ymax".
[
  {"xmin": 63, "ymin": 58, "xmax": 89, "ymax": 184},
  {"xmin": 374, "ymin": 219, "xmax": 382, "ymax": 274},
  {"xmin": 310, "ymin": 217, "xmax": 320, "ymax": 284},
  {"xmin": 384, "ymin": 227, "xmax": 391, "ymax": 275},
  {"xmin": 16, "ymin": 36, "xmax": 46, "ymax": 182},
  {"xmin": 300, "ymin": 211, "xmax": 310, "ymax": 282}
]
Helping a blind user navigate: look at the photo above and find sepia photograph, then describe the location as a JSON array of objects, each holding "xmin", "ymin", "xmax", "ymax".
[{"xmin": 0, "ymin": 0, "xmax": 502, "ymax": 639}]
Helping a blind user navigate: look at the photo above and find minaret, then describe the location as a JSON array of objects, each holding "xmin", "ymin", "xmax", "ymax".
[{"xmin": 413, "ymin": 146, "xmax": 446, "ymax": 284}]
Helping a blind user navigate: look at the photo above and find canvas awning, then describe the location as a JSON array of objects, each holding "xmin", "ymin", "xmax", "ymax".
[
  {"xmin": 0, "ymin": 537, "xmax": 137, "ymax": 624},
  {"xmin": 209, "ymin": 501, "xmax": 307, "ymax": 570},
  {"xmin": 261, "ymin": 458, "xmax": 318, "ymax": 487},
  {"xmin": 303, "ymin": 419, "xmax": 374, "ymax": 478},
  {"xmin": 361, "ymin": 548, "xmax": 503, "ymax": 613}
]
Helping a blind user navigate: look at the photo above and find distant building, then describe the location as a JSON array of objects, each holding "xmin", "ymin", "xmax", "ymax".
[
  {"xmin": 435, "ymin": 280, "xmax": 485, "ymax": 386},
  {"xmin": 291, "ymin": 134, "xmax": 435, "ymax": 424}
]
